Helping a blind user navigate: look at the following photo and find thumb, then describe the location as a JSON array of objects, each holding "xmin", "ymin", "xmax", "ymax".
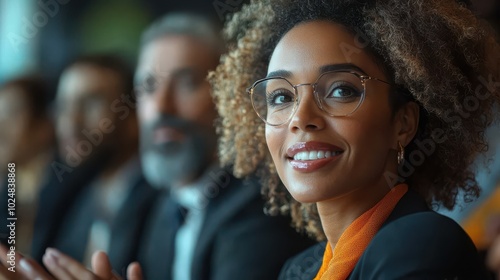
[
  {"xmin": 127, "ymin": 262, "xmax": 143, "ymax": 280},
  {"xmin": 91, "ymin": 251, "xmax": 116, "ymax": 279}
]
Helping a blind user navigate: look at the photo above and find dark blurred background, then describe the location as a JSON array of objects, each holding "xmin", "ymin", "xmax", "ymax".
[
  {"xmin": 0, "ymin": 0, "xmax": 498, "ymax": 96},
  {"xmin": 0, "ymin": 0, "xmax": 254, "ymax": 95}
]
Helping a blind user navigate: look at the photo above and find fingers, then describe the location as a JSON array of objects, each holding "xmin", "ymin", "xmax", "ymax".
[
  {"xmin": 0, "ymin": 244, "xmax": 23, "ymax": 280},
  {"xmin": 0, "ymin": 244, "xmax": 54, "ymax": 280},
  {"xmin": 91, "ymin": 251, "xmax": 120, "ymax": 280},
  {"xmin": 19, "ymin": 258, "xmax": 53, "ymax": 280},
  {"xmin": 126, "ymin": 262, "xmax": 143, "ymax": 280},
  {"xmin": 0, "ymin": 262, "xmax": 22, "ymax": 280},
  {"xmin": 487, "ymin": 235, "xmax": 500, "ymax": 273},
  {"xmin": 0, "ymin": 244, "xmax": 20, "ymax": 268},
  {"xmin": 43, "ymin": 248, "xmax": 97, "ymax": 280}
]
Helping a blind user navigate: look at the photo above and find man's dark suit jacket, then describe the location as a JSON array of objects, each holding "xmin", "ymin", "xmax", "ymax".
[
  {"xmin": 279, "ymin": 189, "xmax": 491, "ymax": 280},
  {"xmin": 31, "ymin": 154, "xmax": 159, "ymax": 274},
  {"xmin": 138, "ymin": 168, "xmax": 317, "ymax": 280}
]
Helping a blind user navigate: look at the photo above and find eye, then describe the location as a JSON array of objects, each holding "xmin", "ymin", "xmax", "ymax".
[
  {"xmin": 175, "ymin": 73, "xmax": 201, "ymax": 93},
  {"xmin": 331, "ymin": 87, "xmax": 355, "ymax": 97},
  {"xmin": 267, "ymin": 89, "xmax": 295, "ymax": 106},
  {"xmin": 141, "ymin": 74, "xmax": 157, "ymax": 94},
  {"xmin": 325, "ymin": 82, "xmax": 362, "ymax": 102}
]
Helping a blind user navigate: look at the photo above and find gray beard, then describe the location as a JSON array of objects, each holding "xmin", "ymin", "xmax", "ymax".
[{"xmin": 140, "ymin": 134, "xmax": 214, "ymax": 189}]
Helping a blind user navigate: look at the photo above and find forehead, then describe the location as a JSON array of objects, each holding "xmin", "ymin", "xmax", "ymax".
[
  {"xmin": 137, "ymin": 35, "xmax": 216, "ymax": 75},
  {"xmin": 268, "ymin": 21, "xmax": 385, "ymax": 79},
  {"xmin": 57, "ymin": 64, "xmax": 121, "ymax": 101}
]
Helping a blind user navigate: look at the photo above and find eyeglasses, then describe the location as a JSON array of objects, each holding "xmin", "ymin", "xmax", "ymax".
[{"xmin": 246, "ymin": 70, "xmax": 391, "ymax": 126}]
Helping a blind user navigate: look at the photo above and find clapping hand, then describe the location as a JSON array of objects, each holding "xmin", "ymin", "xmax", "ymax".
[{"xmin": 0, "ymin": 244, "xmax": 143, "ymax": 280}]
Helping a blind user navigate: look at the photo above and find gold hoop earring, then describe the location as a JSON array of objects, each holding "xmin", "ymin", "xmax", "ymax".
[{"xmin": 397, "ymin": 142, "xmax": 405, "ymax": 165}]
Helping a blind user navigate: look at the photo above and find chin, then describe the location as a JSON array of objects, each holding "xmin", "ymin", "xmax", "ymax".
[
  {"xmin": 285, "ymin": 182, "xmax": 328, "ymax": 204},
  {"xmin": 285, "ymin": 178, "xmax": 354, "ymax": 204}
]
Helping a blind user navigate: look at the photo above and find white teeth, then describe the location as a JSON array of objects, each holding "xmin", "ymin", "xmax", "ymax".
[
  {"xmin": 293, "ymin": 150, "xmax": 341, "ymax": 161},
  {"xmin": 308, "ymin": 151, "xmax": 316, "ymax": 160},
  {"xmin": 317, "ymin": 151, "xmax": 325, "ymax": 158}
]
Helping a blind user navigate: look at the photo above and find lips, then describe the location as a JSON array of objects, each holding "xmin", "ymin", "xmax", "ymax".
[
  {"xmin": 286, "ymin": 141, "xmax": 344, "ymax": 172},
  {"xmin": 153, "ymin": 126, "xmax": 185, "ymax": 145}
]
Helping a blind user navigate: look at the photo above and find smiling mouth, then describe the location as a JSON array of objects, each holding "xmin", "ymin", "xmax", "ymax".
[
  {"xmin": 292, "ymin": 150, "xmax": 344, "ymax": 161},
  {"xmin": 286, "ymin": 141, "xmax": 344, "ymax": 172}
]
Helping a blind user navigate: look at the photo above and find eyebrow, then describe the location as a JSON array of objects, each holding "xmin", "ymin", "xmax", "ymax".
[
  {"xmin": 134, "ymin": 67, "xmax": 199, "ymax": 86},
  {"xmin": 266, "ymin": 63, "xmax": 368, "ymax": 79},
  {"xmin": 319, "ymin": 63, "xmax": 367, "ymax": 74},
  {"xmin": 266, "ymin": 69, "xmax": 292, "ymax": 79}
]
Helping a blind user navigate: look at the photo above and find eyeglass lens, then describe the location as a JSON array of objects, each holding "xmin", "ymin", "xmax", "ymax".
[{"xmin": 251, "ymin": 71, "xmax": 365, "ymax": 125}]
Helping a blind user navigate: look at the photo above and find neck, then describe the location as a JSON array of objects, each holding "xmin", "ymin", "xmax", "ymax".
[
  {"xmin": 317, "ymin": 177, "xmax": 392, "ymax": 250},
  {"xmin": 100, "ymin": 147, "xmax": 136, "ymax": 179},
  {"xmin": 171, "ymin": 172, "xmax": 203, "ymax": 189},
  {"xmin": 171, "ymin": 157, "xmax": 218, "ymax": 189},
  {"xmin": 100, "ymin": 131, "xmax": 139, "ymax": 179}
]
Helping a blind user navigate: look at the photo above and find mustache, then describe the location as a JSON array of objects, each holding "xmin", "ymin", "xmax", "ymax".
[{"xmin": 145, "ymin": 113, "xmax": 195, "ymax": 133}]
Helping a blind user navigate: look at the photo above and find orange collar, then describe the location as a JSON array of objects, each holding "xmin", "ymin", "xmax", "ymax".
[{"xmin": 314, "ymin": 184, "xmax": 408, "ymax": 280}]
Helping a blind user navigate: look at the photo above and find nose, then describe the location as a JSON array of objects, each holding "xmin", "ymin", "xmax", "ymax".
[
  {"xmin": 288, "ymin": 84, "xmax": 325, "ymax": 132},
  {"xmin": 153, "ymin": 82, "xmax": 178, "ymax": 116},
  {"xmin": 57, "ymin": 105, "xmax": 84, "ymax": 139},
  {"xmin": 64, "ymin": 101, "xmax": 85, "ymax": 127}
]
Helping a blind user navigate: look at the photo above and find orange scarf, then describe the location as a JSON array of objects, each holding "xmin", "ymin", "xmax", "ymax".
[{"xmin": 314, "ymin": 184, "xmax": 408, "ymax": 280}]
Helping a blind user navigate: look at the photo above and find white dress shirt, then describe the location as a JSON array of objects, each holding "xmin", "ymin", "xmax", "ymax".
[{"xmin": 171, "ymin": 166, "xmax": 218, "ymax": 280}]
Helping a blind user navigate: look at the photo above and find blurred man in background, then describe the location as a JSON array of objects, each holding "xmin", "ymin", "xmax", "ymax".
[
  {"xmin": 132, "ymin": 13, "xmax": 314, "ymax": 280},
  {"xmin": 0, "ymin": 13, "xmax": 315, "ymax": 280},
  {"xmin": 30, "ymin": 54, "xmax": 158, "ymax": 273},
  {"xmin": 0, "ymin": 76, "xmax": 55, "ymax": 254}
]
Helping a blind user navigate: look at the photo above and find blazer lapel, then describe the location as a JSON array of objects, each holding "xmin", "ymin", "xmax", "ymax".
[
  {"xmin": 107, "ymin": 176, "xmax": 158, "ymax": 274},
  {"xmin": 381, "ymin": 188, "xmax": 430, "ymax": 228},
  {"xmin": 348, "ymin": 189, "xmax": 430, "ymax": 279},
  {"xmin": 191, "ymin": 174, "xmax": 262, "ymax": 280},
  {"xmin": 139, "ymin": 193, "xmax": 183, "ymax": 280}
]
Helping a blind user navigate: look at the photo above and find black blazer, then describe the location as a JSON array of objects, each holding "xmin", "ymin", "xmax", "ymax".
[
  {"xmin": 31, "ymin": 155, "xmax": 159, "ymax": 273},
  {"xmin": 138, "ymin": 170, "xmax": 317, "ymax": 280},
  {"xmin": 279, "ymin": 189, "xmax": 491, "ymax": 280}
]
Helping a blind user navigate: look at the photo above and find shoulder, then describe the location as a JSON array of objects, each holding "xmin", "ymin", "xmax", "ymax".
[
  {"xmin": 278, "ymin": 242, "xmax": 325, "ymax": 280},
  {"xmin": 207, "ymin": 172, "xmax": 313, "ymax": 242},
  {"xmin": 372, "ymin": 211, "xmax": 473, "ymax": 252},
  {"xmin": 208, "ymin": 174, "xmax": 263, "ymax": 222},
  {"xmin": 216, "ymin": 175, "xmax": 305, "ymax": 238},
  {"xmin": 353, "ymin": 211, "xmax": 489, "ymax": 279},
  {"xmin": 378, "ymin": 210, "xmax": 468, "ymax": 242},
  {"xmin": 206, "ymin": 175, "xmax": 317, "ymax": 280}
]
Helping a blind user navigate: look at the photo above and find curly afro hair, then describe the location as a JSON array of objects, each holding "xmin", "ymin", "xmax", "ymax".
[{"xmin": 210, "ymin": 0, "xmax": 500, "ymax": 240}]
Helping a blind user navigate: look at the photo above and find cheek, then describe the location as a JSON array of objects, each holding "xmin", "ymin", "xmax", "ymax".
[
  {"xmin": 341, "ymin": 120, "xmax": 389, "ymax": 155},
  {"xmin": 265, "ymin": 125, "xmax": 285, "ymax": 170},
  {"xmin": 338, "ymin": 107, "xmax": 395, "ymax": 174},
  {"xmin": 138, "ymin": 97, "xmax": 156, "ymax": 123},
  {"xmin": 87, "ymin": 109, "xmax": 109, "ymax": 128},
  {"xmin": 56, "ymin": 113, "xmax": 78, "ymax": 139},
  {"xmin": 180, "ymin": 86, "xmax": 217, "ymax": 127}
]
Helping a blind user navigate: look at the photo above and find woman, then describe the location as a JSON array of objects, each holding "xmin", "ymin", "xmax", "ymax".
[
  {"xmin": 210, "ymin": 0, "xmax": 500, "ymax": 279},
  {"xmin": 2, "ymin": 0, "xmax": 498, "ymax": 279}
]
